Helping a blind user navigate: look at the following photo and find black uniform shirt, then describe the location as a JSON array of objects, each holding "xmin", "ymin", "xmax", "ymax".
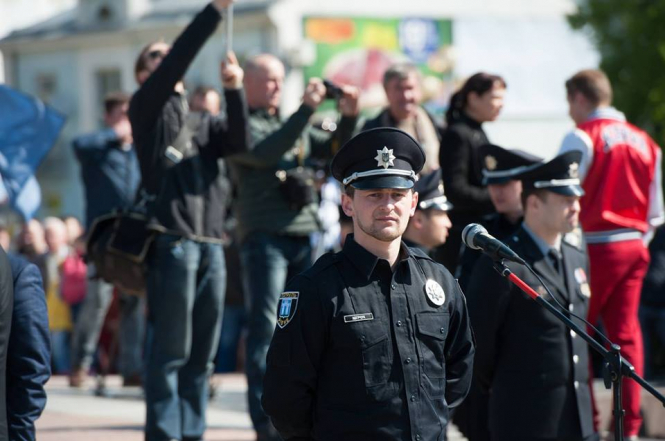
[{"xmin": 262, "ymin": 235, "xmax": 475, "ymax": 441}]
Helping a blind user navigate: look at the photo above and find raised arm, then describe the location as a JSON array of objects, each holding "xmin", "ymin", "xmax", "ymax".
[{"xmin": 129, "ymin": 2, "xmax": 229, "ymax": 131}]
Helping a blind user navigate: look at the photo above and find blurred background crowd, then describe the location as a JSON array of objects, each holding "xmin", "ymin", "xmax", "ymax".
[{"xmin": 1, "ymin": 0, "xmax": 665, "ymax": 439}]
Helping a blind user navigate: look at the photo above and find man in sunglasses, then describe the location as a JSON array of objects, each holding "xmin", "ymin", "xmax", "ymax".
[{"xmin": 128, "ymin": 1, "xmax": 248, "ymax": 440}]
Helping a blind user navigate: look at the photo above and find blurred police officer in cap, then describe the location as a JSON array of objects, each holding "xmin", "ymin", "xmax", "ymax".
[
  {"xmin": 454, "ymin": 144, "xmax": 541, "ymax": 441},
  {"xmin": 457, "ymin": 144, "xmax": 542, "ymax": 291},
  {"xmin": 262, "ymin": 127, "xmax": 474, "ymax": 441},
  {"xmin": 403, "ymin": 169, "xmax": 453, "ymax": 253},
  {"xmin": 465, "ymin": 150, "xmax": 597, "ymax": 441}
]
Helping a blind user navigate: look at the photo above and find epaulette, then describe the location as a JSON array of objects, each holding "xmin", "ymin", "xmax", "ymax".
[
  {"xmin": 301, "ymin": 252, "xmax": 342, "ymax": 278},
  {"xmin": 409, "ymin": 247, "xmax": 434, "ymax": 261}
]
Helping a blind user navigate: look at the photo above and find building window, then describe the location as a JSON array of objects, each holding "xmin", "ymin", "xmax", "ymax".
[
  {"xmin": 36, "ymin": 73, "xmax": 57, "ymax": 103},
  {"xmin": 95, "ymin": 69, "xmax": 122, "ymax": 121}
]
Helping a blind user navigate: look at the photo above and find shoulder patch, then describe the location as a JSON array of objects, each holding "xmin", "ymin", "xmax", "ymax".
[{"xmin": 277, "ymin": 291, "xmax": 299, "ymax": 328}]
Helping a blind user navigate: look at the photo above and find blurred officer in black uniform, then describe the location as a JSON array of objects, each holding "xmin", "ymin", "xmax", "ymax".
[
  {"xmin": 403, "ymin": 169, "xmax": 453, "ymax": 253},
  {"xmin": 262, "ymin": 128, "xmax": 475, "ymax": 441},
  {"xmin": 457, "ymin": 144, "xmax": 542, "ymax": 291},
  {"xmin": 454, "ymin": 144, "xmax": 541, "ymax": 441},
  {"xmin": 465, "ymin": 151, "xmax": 597, "ymax": 441}
]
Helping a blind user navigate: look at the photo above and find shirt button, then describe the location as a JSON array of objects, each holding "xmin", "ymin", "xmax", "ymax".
[
  {"xmin": 569, "ymin": 304, "xmax": 574, "ymax": 312},
  {"xmin": 440, "ymin": 327, "xmax": 445, "ymax": 334},
  {"xmin": 573, "ymin": 355, "xmax": 579, "ymax": 364},
  {"xmin": 574, "ymin": 381, "xmax": 580, "ymax": 389},
  {"xmin": 391, "ymin": 284, "xmax": 396, "ymax": 290},
  {"xmin": 405, "ymin": 357, "xmax": 412, "ymax": 364},
  {"xmin": 570, "ymin": 330, "xmax": 577, "ymax": 338},
  {"xmin": 396, "ymin": 321, "xmax": 402, "ymax": 327},
  {"xmin": 416, "ymin": 435, "xmax": 421, "ymax": 441},
  {"xmin": 410, "ymin": 395, "xmax": 416, "ymax": 402}
]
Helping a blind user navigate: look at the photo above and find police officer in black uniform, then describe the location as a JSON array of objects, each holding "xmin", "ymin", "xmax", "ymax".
[
  {"xmin": 402, "ymin": 169, "xmax": 453, "ymax": 254},
  {"xmin": 465, "ymin": 151, "xmax": 597, "ymax": 441},
  {"xmin": 262, "ymin": 127, "xmax": 475, "ymax": 441},
  {"xmin": 457, "ymin": 144, "xmax": 542, "ymax": 291}
]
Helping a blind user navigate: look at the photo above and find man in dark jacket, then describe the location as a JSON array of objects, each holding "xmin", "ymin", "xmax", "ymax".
[
  {"xmin": 263, "ymin": 128, "xmax": 474, "ymax": 441},
  {"xmin": 0, "ymin": 246, "xmax": 12, "ymax": 441},
  {"xmin": 70, "ymin": 92, "xmax": 143, "ymax": 388},
  {"xmin": 6, "ymin": 254, "xmax": 50, "ymax": 441},
  {"xmin": 362, "ymin": 63, "xmax": 442, "ymax": 173},
  {"xmin": 465, "ymin": 151, "xmax": 596, "ymax": 441},
  {"xmin": 128, "ymin": 1, "xmax": 248, "ymax": 439},
  {"xmin": 453, "ymin": 144, "xmax": 541, "ymax": 441},
  {"xmin": 228, "ymin": 53, "xmax": 358, "ymax": 440}
]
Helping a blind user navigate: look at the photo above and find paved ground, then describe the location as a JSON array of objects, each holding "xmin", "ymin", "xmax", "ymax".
[
  {"xmin": 38, "ymin": 374, "xmax": 254, "ymax": 441},
  {"xmin": 37, "ymin": 374, "xmax": 468, "ymax": 441},
  {"xmin": 36, "ymin": 375, "xmax": 665, "ymax": 440}
]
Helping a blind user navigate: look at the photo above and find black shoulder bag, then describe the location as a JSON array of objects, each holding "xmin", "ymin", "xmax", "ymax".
[{"xmin": 86, "ymin": 104, "xmax": 199, "ymax": 296}]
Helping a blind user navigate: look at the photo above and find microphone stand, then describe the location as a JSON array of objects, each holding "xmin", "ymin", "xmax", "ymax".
[{"xmin": 492, "ymin": 260, "xmax": 665, "ymax": 441}]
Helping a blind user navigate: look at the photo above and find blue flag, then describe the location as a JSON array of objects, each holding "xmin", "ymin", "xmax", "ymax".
[{"xmin": 0, "ymin": 85, "xmax": 66, "ymax": 219}]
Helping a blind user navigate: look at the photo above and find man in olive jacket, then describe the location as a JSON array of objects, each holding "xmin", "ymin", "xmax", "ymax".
[{"xmin": 227, "ymin": 53, "xmax": 359, "ymax": 440}]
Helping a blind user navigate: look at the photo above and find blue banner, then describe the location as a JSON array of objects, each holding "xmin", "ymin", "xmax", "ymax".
[{"xmin": 0, "ymin": 85, "xmax": 66, "ymax": 219}]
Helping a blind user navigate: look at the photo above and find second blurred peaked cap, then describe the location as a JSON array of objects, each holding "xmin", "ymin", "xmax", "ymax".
[
  {"xmin": 480, "ymin": 144, "xmax": 543, "ymax": 185},
  {"xmin": 517, "ymin": 150, "xmax": 585, "ymax": 197},
  {"xmin": 414, "ymin": 169, "xmax": 453, "ymax": 212}
]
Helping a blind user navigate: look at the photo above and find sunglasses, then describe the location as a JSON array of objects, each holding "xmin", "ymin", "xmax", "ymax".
[{"xmin": 147, "ymin": 49, "xmax": 167, "ymax": 60}]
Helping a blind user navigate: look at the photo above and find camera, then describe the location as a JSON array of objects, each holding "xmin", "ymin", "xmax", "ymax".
[{"xmin": 323, "ymin": 79, "xmax": 343, "ymax": 100}]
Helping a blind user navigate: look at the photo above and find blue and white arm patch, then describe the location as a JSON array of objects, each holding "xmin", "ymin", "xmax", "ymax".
[{"xmin": 276, "ymin": 291, "xmax": 299, "ymax": 328}]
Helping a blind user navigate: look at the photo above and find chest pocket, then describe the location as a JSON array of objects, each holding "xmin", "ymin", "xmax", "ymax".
[
  {"xmin": 331, "ymin": 317, "xmax": 395, "ymax": 401},
  {"xmin": 416, "ymin": 312, "xmax": 449, "ymax": 382}
]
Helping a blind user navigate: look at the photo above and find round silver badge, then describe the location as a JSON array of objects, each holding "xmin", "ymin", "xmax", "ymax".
[{"xmin": 425, "ymin": 279, "xmax": 445, "ymax": 306}]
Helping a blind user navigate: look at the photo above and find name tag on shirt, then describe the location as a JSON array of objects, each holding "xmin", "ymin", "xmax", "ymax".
[{"xmin": 344, "ymin": 313, "xmax": 374, "ymax": 323}]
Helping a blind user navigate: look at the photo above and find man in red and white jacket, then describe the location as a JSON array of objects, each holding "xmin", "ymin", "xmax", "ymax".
[{"xmin": 559, "ymin": 69, "xmax": 664, "ymax": 440}]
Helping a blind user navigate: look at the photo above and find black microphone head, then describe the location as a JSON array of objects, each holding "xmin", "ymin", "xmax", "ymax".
[{"xmin": 462, "ymin": 223, "xmax": 487, "ymax": 250}]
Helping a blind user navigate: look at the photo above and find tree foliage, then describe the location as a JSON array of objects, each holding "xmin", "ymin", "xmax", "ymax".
[{"xmin": 569, "ymin": 0, "xmax": 665, "ymax": 145}]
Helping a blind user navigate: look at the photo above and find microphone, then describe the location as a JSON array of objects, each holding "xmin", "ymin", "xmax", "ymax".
[{"xmin": 461, "ymin": 223, "xmax": 525, "ymax": 265}]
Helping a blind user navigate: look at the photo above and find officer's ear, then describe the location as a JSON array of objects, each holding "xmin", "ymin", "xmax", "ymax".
[
  {"xmin": 341, "ymin": 191, "xmax": 354, "ymax": 218},
  {"xmin": 410, "ymin": 190, "xmax": 418, "ymax": 217},
  {"xmin": 410, "ymin": 210, "xmax": 424, "ymax": 229}
]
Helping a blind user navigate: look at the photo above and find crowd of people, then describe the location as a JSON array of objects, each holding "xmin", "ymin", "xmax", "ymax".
[{"xmin": 1, "ymin": 0, "xmax": 665, "ymax": 440}]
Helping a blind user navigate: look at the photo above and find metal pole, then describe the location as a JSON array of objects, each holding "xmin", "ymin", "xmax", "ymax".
[{"xmin": 225, "ymin": 4, "xmax": 234, "ymax": 55}]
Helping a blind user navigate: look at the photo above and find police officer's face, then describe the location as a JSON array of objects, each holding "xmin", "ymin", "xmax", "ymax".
[
  {"xmin": 343, "ymin": 188, "xmax": 418, "ymax": 243},
  {"xmin": 419, "ymin": 210, "xmax": 452, "ymax": 247},
  {"xmin": 385, "ymin": 73, "xmax": 422, "ymax": 121},
  {"xmin": 488, "ymin": 180, "xmax": 523, "ymax": 217},
  {"xmin": 535, "ymin": 192, "xmax": 581, "ymax": 235}
]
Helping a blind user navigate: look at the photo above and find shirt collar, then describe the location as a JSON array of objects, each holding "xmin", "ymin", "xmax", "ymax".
[
  {"xmin": 587, "ymin": 106, "xmax": 626, "ymax": 122},
  {"xmin": 521, "ymin": 222, "xmax": 561, "ymax": 256},
  {"xmin": 342, "ymin": 234, "xmax": 413, "ymax": 280}
]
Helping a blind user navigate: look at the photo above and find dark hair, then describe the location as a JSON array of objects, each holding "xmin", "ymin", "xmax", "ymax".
[
  {"xmin": 521, "ymin": 188, "xmax": 549, "ymax": 213},
  {"xmin": 445, "ymin": 72, "xmax": 507, "ymax": 125},
  {"xmin": 134, "ymin": 40, "xmax": 166, "ymax": 80},
  {"xmin": 383, "ymin": 63, "xmax": 420, "ymax": 89},
  {"xmin": 104, "ymin": 91, "xmax": 130, "ymax": 115},
  {"xmin": 565, "ymin": 69, "xmax": 612, "ymax": 107},
  {"xmin": 191, "ymin": 85, "xmax": 217, "ymax": 98}
]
